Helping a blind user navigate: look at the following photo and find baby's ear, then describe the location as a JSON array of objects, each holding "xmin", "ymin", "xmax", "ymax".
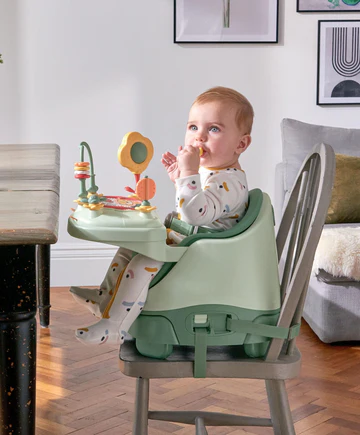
[{"xmin": 236, "ymin": 134, "xmax": 251, "ymax": 155}]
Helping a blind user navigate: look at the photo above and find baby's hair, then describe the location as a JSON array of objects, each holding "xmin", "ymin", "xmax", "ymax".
[{"xmin": 193, "ymin": 86, "xmax": 254, "ymax": 134}]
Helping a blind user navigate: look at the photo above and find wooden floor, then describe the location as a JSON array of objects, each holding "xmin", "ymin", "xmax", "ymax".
[{"xmin": 35, "ymin": 287, "xmax": 360, "ymax": 435}]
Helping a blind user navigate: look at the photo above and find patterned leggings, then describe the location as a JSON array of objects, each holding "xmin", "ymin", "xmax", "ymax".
[{"xmin": 75, "ymin": 248, "xmax": 163, "ymax": 345}]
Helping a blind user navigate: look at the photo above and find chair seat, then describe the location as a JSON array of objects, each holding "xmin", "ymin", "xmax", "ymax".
[{"xmin": 119, "ymin": 340, "xmax": 302, "ymax": 380}]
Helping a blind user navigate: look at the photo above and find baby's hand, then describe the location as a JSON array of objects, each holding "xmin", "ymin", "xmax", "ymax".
[
  {"xmin": 161, "ymin": 146, "xmax": 182, "ymax": 183},
  {"xmin": 177, "ymin": 145, "xmax": 200, "ymax": 178}
]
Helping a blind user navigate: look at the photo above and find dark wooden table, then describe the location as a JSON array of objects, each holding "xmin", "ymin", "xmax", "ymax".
[{"xmin": 0, "ymin": 144, "xmax": 60, "ymax": 435}]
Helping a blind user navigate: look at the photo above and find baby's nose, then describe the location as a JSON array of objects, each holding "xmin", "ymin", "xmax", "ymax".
[{"xmin": 195, "ymin": 133, "xmax": 205, "ymax": 142}]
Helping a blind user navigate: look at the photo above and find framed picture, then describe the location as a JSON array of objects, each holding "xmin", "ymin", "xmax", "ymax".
[
  {"xmin": 174, "ymin": 0, "xmax": 279, "ymax": 43},
  {"xmin": 298, "ymin": 0, "xmax": 360, "ymax": 12},
  {"xmin": 317, "ymin": 20, "xmax": 360, "ymax": 105}
]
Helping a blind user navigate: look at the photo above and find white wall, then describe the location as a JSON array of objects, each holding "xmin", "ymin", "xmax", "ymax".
[
  {"xmin": 0, "ymin": 1, "xmax": 21, "ymax": 142},
  {"xmin": 1, "ymin": 0, "xmax": 360, "ymax": 286}
]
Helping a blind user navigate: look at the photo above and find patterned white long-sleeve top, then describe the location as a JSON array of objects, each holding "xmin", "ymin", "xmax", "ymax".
[{"xmin": 175, "ymin": 166, "xmax": 248, "ymax": 230}]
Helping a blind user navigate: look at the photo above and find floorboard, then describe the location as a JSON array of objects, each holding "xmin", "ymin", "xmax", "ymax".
[{"xmin": 34, "ymin": 288, "xmax": 360, "ymax": 434}]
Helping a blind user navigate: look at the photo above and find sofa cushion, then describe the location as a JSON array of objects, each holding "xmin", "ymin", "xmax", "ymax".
[
  {"xmin": 281, "ymin": 118, "xmax": 360, "ymax": 192},
  {"xmin": 327, "ymin": 154, "xmax": 360, "ymax": 224}
]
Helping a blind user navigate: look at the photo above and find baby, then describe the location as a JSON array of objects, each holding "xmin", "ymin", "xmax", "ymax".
[{"xmin": 72, "ymin": 86, "xmax": 254, "ymax": 345}]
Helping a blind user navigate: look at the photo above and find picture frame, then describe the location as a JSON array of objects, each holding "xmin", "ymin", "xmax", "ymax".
[
  {"xmin": 174, "ymin": 0, "xmax": 279, "ymax": 43},
  {"xmin": 317, "ymin": 20, "xmax": 360, "ymax": 105},
  {"xmin": 298, "ymin": 0, "xmax": 360, "ymax": 13}
]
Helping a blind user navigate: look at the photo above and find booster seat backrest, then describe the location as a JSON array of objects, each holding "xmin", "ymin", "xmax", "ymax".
[
  {"xmin": 150, "ymin": 189, "xmax": 264, "ymax": 288},
  {"xmin": 145, "ymin": 191, "xmax": 280, "ymax": 313}
]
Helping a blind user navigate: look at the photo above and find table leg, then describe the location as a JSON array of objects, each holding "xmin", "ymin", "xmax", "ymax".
[
  {"xmin": 36, "ymin": 244, "xmax": 51, "ymax": 328},
  {"xmin": 0, "ymin": 245, "xmax": 36, "ymax": 435}
]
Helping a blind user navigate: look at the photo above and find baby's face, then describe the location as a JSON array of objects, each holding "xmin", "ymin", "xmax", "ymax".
[{"xmin": 185, "ymin": 101, "xmax": 247, "ymax": 169}]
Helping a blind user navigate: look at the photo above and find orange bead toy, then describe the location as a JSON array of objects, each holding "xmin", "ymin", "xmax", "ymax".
[{"xmin": 136, "ymin": 176, "xmax": 156, "ymax": 203}]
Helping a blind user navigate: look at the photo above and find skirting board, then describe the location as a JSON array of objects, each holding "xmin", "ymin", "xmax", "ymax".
[{"xmin": 50, "ymin": 243, "xmax": 118, "ymax": 287}]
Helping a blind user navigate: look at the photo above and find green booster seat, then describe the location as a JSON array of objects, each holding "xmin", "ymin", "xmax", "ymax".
[
  {"xmin": 68, "ymin": 134, "xmax": 285, "ymax": 378},
  {"xmin": 129, "ymin": 188, "xmax": 282, "ymax": 376}
]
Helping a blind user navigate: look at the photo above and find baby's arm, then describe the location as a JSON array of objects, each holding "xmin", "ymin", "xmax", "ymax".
[
  {"xmin": 175, "ymin": 172, "xmax": 247, "ymax": 227},
  {"xmin": 162, "ymin": 144, "xmax": 201, "ymax": 183},
  {"xmin": 161, "ymin": 147, "xmax": 182, "ymax": 183}
]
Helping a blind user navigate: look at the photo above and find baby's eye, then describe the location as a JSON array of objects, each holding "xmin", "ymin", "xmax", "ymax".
[
  {"xmin": 209, "ymin": 126, "xmax": 220, "ymax": 132},
  {"xmin": 189, "ymin": 125, "xmax": 198, "ymax": 131}
]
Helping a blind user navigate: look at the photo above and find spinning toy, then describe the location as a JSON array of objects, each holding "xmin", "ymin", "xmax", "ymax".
[{"xmin": 68, "ymin": 133, "xmax": 186, "ymax": 262}]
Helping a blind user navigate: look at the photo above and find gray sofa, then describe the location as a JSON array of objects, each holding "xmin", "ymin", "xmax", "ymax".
[{"xmin": 275, "ymin": 118, "xmax": 360, "ymax": 343}]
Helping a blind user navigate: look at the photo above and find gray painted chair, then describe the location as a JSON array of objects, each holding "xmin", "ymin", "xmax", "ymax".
[{"xmin": 119, "ymin": 143, "xmax": 335, "ymax": 434}]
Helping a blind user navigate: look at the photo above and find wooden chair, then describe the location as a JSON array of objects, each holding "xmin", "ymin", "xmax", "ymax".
[{"xmin": 119, "ymin": 143, "xmax": 336, "ymax": 434}]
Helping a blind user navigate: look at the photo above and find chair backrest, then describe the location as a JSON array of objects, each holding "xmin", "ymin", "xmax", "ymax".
[{"xmin": 266, "ymin": 143, "xmax": 335, "ymax": 362}]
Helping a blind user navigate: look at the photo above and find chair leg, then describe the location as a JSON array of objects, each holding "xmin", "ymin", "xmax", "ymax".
[
  {"xmin": 36, "ymin": 244, "xmax": 51, "ymax": 327},
  {"xmin": 265, "ymin": 379, "xmax": 295, "ymax": 435},
  {"xmin": 195, "ymin": 417, "xmax": 208, "ymax": 434},
  {"xmin": 133, "ymin": 377, "xmax": 150, "ymax": 435}
]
